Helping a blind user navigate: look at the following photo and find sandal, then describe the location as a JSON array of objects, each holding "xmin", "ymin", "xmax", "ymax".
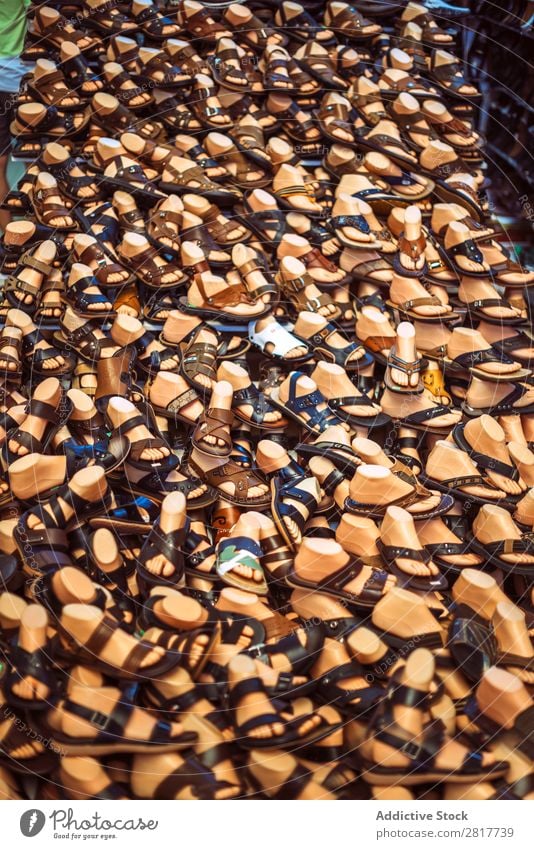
[
  {"xmin": 179, "ymin": 327, "xmax": 218, "ymax": 397},
  {"xmin": 192, "ymin": 407, "xmax": 234, "ymax": 458},
  {"xmin": 288, "ymin": 554, "xmax": 391, "ymax": 613},
  {"xmin": 37, "ymin": 690, "xmax": 197, "ymax": 756},
  {"xmin": 271, "ymin": 474, "xmax": 321, "ymax": 551},
  {"xmin": 4, "ymin": 643, "xmax": 57, "ymax": 712},
  {"xmin": 117, "ymin": 242, "xmax": 187, "ymax": 289},
  {"xmin": 188, "ymin": 457, "xmax": 270, "ymax": 508},
  {"xmin": 263, "ymin": 47, "xmax": 296, "ymax": 93},
  {"xmin": 248, "ymin": 319, "xmax": 312, "ymax": 364},
  {"xmin": 446, "ymin": 346, "xmax": 530, "ymax": 382},
  {"xmin": 180, "ymin": 275, "xmax": 268, "ymax": 322},
  {"xmin": 316, "ymin": 660, "xmax": 384, "ymax": 716},
  {"xmin": 228, "ymin": 674, "xmax": 326, "ymax": 750},
  {"xmin": 238, "ymin": 196, "xmax": 289, "ymax": 249},
  {"xmin": 3, "ymin": 390, "xmax": 72, "ymax": 466},
  {"xmin": 137, "ymin": 521, "xmax": 188, "ymax": 593},
  {"xmin": 295, "ymin": 323, "xmax": 372, "ymax": 371},
  {"xmin": 29, "ymin": 7, "xmax": 102, "ymax": 55},
  {"xmin": 212, "ymin": 43, "xmax": 249, "ymax": 91},
  {"xmin": 45, "ymin": 155, "xmax": 103, "ymax": 203},
  {"xmin": 0, "ymin": 328, "xmax": 22, "ymax": 381},
  {"xmin": 159, "ymin": 160, "xmax": 239, "ymax": 206},
  {"xmin": 469, "ymin": 533, "xmax": 534, "ymax": 579},
  {"xmin": 428, "ymin": 54, "xmax": 481, "ymax": 101},
  {"xmin": 361, "ymin": 681, "xmax": 507, "ymax": 785},
  {"xmin": 268, "ymin": 372, "xmax": 344, "ymax": 434},
  {"xmin": 64, "ymin": 273, "xmax": 115, "ymax": 319},
  {"xmin": 146, "ymin": 202, "xmax": 181, "ymax": 257},
  {"xmin": 377, "ymin": 541, "xmax": 447, "ymax": 592},
  {"xmin": 276, "ymin": 267, "xmax": 341, "ymax": 320},
  {"xmin": 72, "ymin": 238, "xmax": 133, "ymax": 290},
  {"xmin": 448, "ymin": 606, "xmax": 497, "ymax": 683},
  {"xmin": 324, "ymin": 2, "xmax": 382, "ymax": 41},
  {"xmin": 19, "ymin": 322, "xmax": 74, "ymax": 377},
  {"xmin": 231, "ymin": 384, "xmax": 287, "ymax": 430},
  {"xmin": 28, "ymin": 68, "xmax": 81, "ymax": 111},
  {"xmin": 350, "ymin": 255, "xmax": 394, "ymax": 287},
  {"xmin": 392, "ymin": 233, "xmax": 428, "ymax": 277},
  {"xmin": 187, "ymin": 79, "xmax": 233, "ymax": 131},
  {"xmin": 295, "ymin": 43, "xmax": 348, "ymax": 90},
  {"xmin": 107, "ymin": 402, "xmax": 177, "ymax": 476},
  {"xmin": 0, "ymin": 711, "xmax": 56, "ymax": 774},
  {"xmin": 177, "ymin": 4, "xmax": 230, "ymax": 43},
  {"xmin": 83, "ymin": 0, "xmax": 138, "ymax": 35},
  {"xmin": 2, "ymin": 247, "xmax": 56, "ymax": 315},
  {"xmin": 465, "ymin": 693, "xmax": 534, "ymax": 762},
  {"xmin": 131, "ymin": 6, "xmax": 180, "ymax": 42},
  {"xmin": 137, "ymin": 51, "xmax": 190, "ymax": 89},
  {"xmin": 92, "ymin": 156, "xmax": 164, "ymax": 207},
  {"xmin": 216, "ymin": 535, "xmax": 267, "ymax": 594},
  {"xmin": 327, "ymin": 387, "xmax": 390, "ymax": 430},
  {"xmin": 31, "ymin": 184, "xmax": 75, "ymax": 231},
  {"xmin": 345, "ymin": 476, "xmax": 453, "ymax": 521},
  {"xmin": 223, "ymin": 9, "xmax": 286, "ymax": 53}
]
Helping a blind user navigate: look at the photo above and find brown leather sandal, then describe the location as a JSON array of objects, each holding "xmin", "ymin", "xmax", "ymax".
[
  {"xmin": 325, "ymin": 3, "xmax": 381, "ymax": 41},
  {"xmin": 73, "ymin": 239, "xmax": 133, "ymax": 289},
  {"xmin": 270, "ymin": 99, "xmax": 318, "ymax": 144},
  {"xmin": 132, "ymin": 6, "xmax": 180, "ymax": 42},
  {"xmin": 28, "ymin": 69, "xmax": 81, "ymax": 111},
  {"xmin": 92, "ymin": 101, "xmax": 163, "ymax": 141},
  {"xmin": 295, "ymin": 43, "xmax": 348, "ymax": 90},
  {"xmin": 351, "ymin": 255, "xmax": 393, "ymax": 286},
  {"xmin": 54, "ymin": 319, "xmax": 123, "ymax": 363},
  {"xmin": 178, "ymin": 5, "xmax": 230, "ymax": 42},
  {"xmin": 141, "ymin": 52, "xmax": 190, "ymax": 89},
  {"xmin": 277, "ymin": 268, "xmax": 341, "ymax": 319},
  {"xmin": 117, "ymin": 243, "xmax": 187, "ymax": 289},
  {"xmin": 83, "ymin": 0, "xmax": 138, "ymax": 35},
  {"xmin": 159, "ymin": 161, "xmax": 239, "ymax": 205},
  {"xmin": 188, "ymin": 457, "xmax": 271, "ymax": 508},
  {"xmin": 3, "ymin": 248, "xmax": 55, "ymax": 314},
  {"xmin": 163, "ymin": 40, "xmax": 211, "ymax": 76},
  {"xmin": 106, "ymin": 70, "xmax": 151, "ymax": 110},
  {"xmin": 212, "ymin": 45, "xmax": 249, "ymax": 91},
  {"xmin": 192, "ymin": 407, "xmax": 234, "ymax": 457},
  {"xmin": 294, "ymin": 246, "xmax": 349, "ymax": 287},
  {"xmin": 179, "ymin": 327, "xmax": 218, "ymax": 397},
  {"xmin": 113, "ymin": 283, "xmax": 141, "ymax": 318},
  {"xmin": 234, "ymin": 252, "xmax": 278, "ymax": 305},
  {"xmin": 180, "ymin": 275, "xmax": 268, "ymax": 321},
  {"xmin": 32, "ymin": 186, "xmax": 76, "ymax": 231},
  {"xmin": 393, "ymin": 233, "xmax": 428, "ymax": 277},
  {"xmin": 0, "ymin": 329, "xmax": 22, "ymax": 380},
  {"xmin": 197, "ymin": 203, "xmax": 250, "ymax": 246},
  {"xmin": 215, "ymin": 142, "xmax": 271, "ymax": 189},
  {"xmin": 317, "ymin": 101, "xmax": 356, "ymax": 143},
  {"xmin": 29, "ymin": 7, "xmax": 102, "ymax": 54},
  {"xmin": 146, "ymin": 203, "xmax": 182, "ymax": 256},
  {"xmin": 187, "ymin": 80, "xmax": 233, "ymax": 130},
  {"xmin": 264, "ymin": 50, "xmax": 295, "ymax": 92},
  {"xmin": 150, "ymin": 384, "xmax": 201, "ymax": 426}
]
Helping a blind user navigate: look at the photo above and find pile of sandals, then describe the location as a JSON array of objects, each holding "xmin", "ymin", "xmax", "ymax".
[{"xmin": 0, "ymin": 0, "xmax": 533, "ymax": 803}]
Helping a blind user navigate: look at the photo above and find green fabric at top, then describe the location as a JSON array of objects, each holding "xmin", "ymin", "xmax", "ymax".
[{"xmin": 0, "ymin": 0, "xmax": 30, "ymax": 58}]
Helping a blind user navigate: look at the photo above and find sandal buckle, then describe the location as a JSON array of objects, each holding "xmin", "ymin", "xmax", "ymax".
[
  {"xmin": 90, "ymin": 710, "xmax": 110, "ymax": 730},
  {"xmin": 399, "ymin": 740, "xmax": 422, "ymax": 760}
]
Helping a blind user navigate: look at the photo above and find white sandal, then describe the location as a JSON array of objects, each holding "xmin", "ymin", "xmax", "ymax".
[{"xmin": 248, "ymin": 319, "xmax": 312, "ymax": 363}]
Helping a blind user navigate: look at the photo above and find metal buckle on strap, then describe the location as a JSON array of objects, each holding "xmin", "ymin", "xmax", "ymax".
[
  {"xmin": 398, "ymin": 739, "xmax": 423, "ymax": 760},
  {"xmin": 90, "ymin": 710, "xmax": 110, "ymax": 730}
]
